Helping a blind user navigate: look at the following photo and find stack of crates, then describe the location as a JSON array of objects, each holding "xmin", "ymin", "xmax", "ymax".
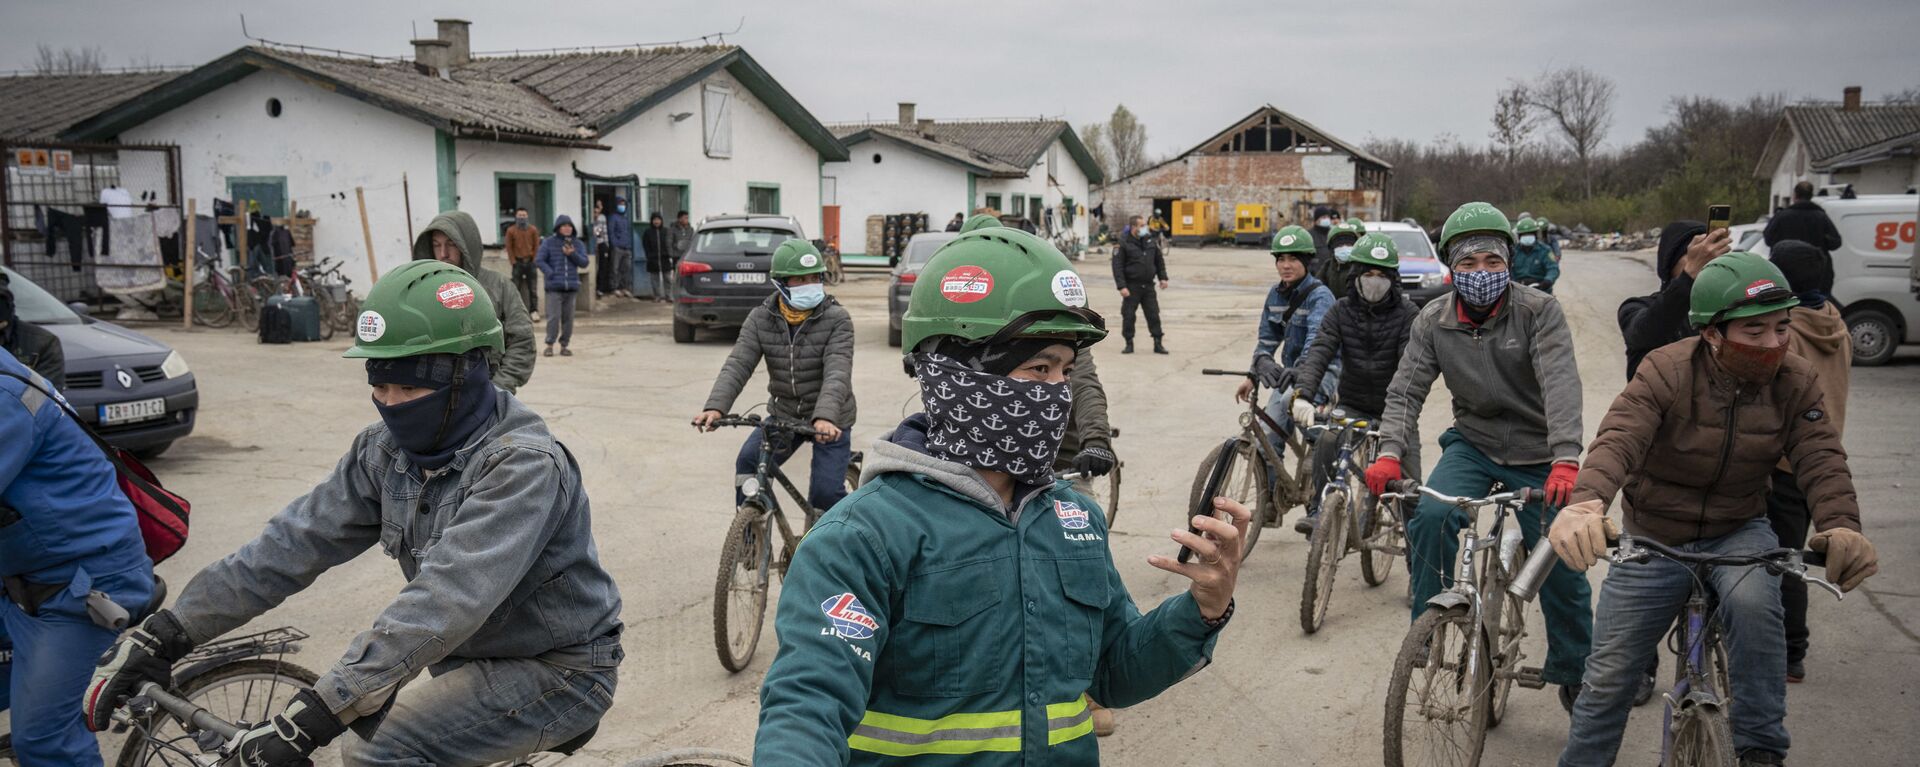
[{"xmin": 881, "ymin": 213, "xmax": 931, "ymax": 261}]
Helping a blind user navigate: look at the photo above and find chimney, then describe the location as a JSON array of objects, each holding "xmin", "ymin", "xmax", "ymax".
[
  {"xmin": 435, "ymin": 19, "xmax": 471, "ymax": 66},
  {"xmin": 412, "ymin": 38, "xmax": 451, "ymax": 77},
  {"xmin": 1842, "ymin": 85, "xmax": 1862, "ymax": 111},
  {"xmin": 917, "ymin": 118, "xmax": 935, "ymax": 137},
  {"xmin": 898, "ymin": 102, "xmax": 916, "ymax": 128}
]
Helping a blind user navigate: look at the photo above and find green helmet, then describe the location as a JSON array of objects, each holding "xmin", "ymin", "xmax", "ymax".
[
  {"xmin": 901, "ymin": 219, "xmax": 1105, "ymax": 351},
  {"xmin": 1515, "ymin": 217, "xmax": 1542, "ymax": 235},
  {"xmin": 1438, "ymin": 202, "xmax": 1515, "ymax": 263},
  {"xmin": 1348, "ymin": 232, "xmax": 1401, "ymax": 270},
  {"xmin": 1688, "ymin": 252, "xmax": 1800, "ymax": 328},
  {"xmin": 344, "ymin": 259, "xmax": 504, "ymax": 359},
  {"xmin": 770, "ymin": 239, "xmax": 827, "ymax": 279},
  {"xmin": 960, "ymin": 213, "xmax": 1002, "ymax": 233},
  {"xmin": 1328, "ymin": 219, "xmax": 1364, "ymax": 245},
  {"xmin": 1345, "ymin": 217, "xmax": 1366, "ymax": 230},
  {"xmin": 1270, "ymin": 225, "xmax": 1316, "ymax": 257}
]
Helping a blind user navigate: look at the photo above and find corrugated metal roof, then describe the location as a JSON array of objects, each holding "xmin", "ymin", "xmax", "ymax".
[
  {"xmin": 0, "ymin": 71, "xmax": 177, "ymax": 140},
  {"xmin": 467, "ymin": 46, "xmax": 733, "ymax": 132},
  {"xmin": 829, "ymin": 123, "xmax": 1028, "ymax": 175},
  {"xmin": 1785, "ymin": 104, "xmax": 1920, "ymax": 165},
  {"xmin": 254, "ymin": 47, "xmax": 590, "ymax": 141}
]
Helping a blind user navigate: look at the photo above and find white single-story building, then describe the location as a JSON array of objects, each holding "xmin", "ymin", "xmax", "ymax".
[
  {"xmin": 58, "ymin": 19, "xmax": 847, "ymax": 289},
  {"xmin": 824, "ymin": 103, "xmax": 1102, "ymax": 260},
  {"xmin": 1756, "ymin": 86, "xmax": 1920, "ymax": 209}
]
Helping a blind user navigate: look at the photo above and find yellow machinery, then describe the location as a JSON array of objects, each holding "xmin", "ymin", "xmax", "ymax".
[
  {"xmin": 1171, "ymin": 200, "xmax": 1218, "ymax": 246},
  {"xmin": 1233, "ymin": 204, "xmax": 1273, "ymax": 246}
]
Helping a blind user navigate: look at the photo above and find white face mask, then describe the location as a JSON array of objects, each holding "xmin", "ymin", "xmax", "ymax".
[
  {"xmin": 785, "ymin": 283, "xmax": 826, "ymax": 310},
  {"xmin": 1317, "ymin": 217, "xmax": 1332, "ymax": 228},
  {"xmin": 1358, "ymin": 274, "xmax": 1393, "ymax": 303},
  {"xmin": 1334, "ymin": 245, "xmax": 1355, "ymax": 263},
  {"xmin": 1519, "ymin": 235, "xmax": 1537, "ymax": 246}
]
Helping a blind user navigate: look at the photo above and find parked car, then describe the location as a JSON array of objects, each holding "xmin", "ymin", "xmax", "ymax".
[
  {"xmin": 1366, "ymin": 221, "xmax": 1450, "ymax": 306},
  {"xmin": 671, "ymin": 214, "xmax": 807, "ymax": 343},
  {"xmin": 4, "ymin": 266, "xmax": 198, "ymax": 457},
  {"xmin": 1743, "ymin": 195, "xmax": 1920, "ymax": 366},
  {"xmin": 887, "ymin": 231, "xmax": 962, "ymax": 347},
  {"xmin": 1728, "ymin": 222, "xmax": 1766, "ymax": 254}
]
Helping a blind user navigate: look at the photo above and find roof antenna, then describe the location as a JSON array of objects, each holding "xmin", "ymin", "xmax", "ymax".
[
  {"xmin": 239, "ymin": 13, "xmax": 257, "ymax": 42},
  {"xmin": 412, "ymin": 20, "xmax": 418, "ymax": 40}
]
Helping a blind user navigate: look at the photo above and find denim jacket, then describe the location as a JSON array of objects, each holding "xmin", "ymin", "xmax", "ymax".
[
  {"xmin": 168, "ymin": 394, "xmax": 623, "ymax": 715},
  {"xmin": 1255, "ymin": 275, "xmax": 1336, "ymax": 368}
]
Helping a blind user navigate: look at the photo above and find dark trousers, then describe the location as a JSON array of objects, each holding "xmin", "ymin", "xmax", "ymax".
[
  {"xmin": 512, "ymin": 262, "xmax": 540, "ymax": 313},
  {"xmin": 544, "ymin": 290, "xmax": 578, "ymax": 347},
  {"xmin": 595, "ymin": 244, "xmax": 614, "ymax": 295},
  {"xmin": 1119, "ymin": 283, "xmax": 1162, "ymax": 340},
  {"xmin": 1765, "ymin": 468, "xmax": 1812, "ymax": 664},
  {"xmin": 734, "ymin": 425, "xmax": 853, "ymax": 514}
]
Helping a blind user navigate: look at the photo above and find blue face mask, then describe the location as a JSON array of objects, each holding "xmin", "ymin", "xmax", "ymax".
[
  {"xmin": 1453, "ymin": 268, "xmax": 1510, "ymax": 306},
  {"xmin": 784, "ymin": 283, "xmax": 826, "ymax": 310},
  {"xmin": 616, "ymin": 205, "xmax": 627, "ymax": 214},
  {"xmin": 1518, "ymin": 235, "xmax": 1537, "ymax": 246},
  {"xmin": 1334, "ymin": 245, "xmax": 1355, "ymax": 263}
]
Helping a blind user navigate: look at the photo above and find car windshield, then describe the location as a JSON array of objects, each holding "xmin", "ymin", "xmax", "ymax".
[
  {"xmin": 698, "ymin": 227, "xmax": 795, "ymax": 255},
  {"xmin": 904, "ymin": 236, "xmax": 956, "ymax": 268},
  {"xmin": 2, "ymin": 267, "xmax": 82, "ymax": 325},
  {"xmin": 1734, "ymin": 229, "xmax": 1763, "ymax": 252},
  {"xmin": 1382, "ymin": 231, "xmax": 1437, "ymax": 261}
]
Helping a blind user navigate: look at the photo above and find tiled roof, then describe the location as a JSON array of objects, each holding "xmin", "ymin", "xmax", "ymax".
[
  {"xmin": 0, "ymin": 71, "xmax": 177, "ymax": 140},
  {"xmin": 920, "ymin": 119, "xmax": 1070, "ymax": 169},
  {"xmin": 466, "ymin": 46, "xmax": 733, "ymax": 133},
  {"xmin": 254, "ymin": 48, "xmax": 591, "ymax": 142},
  {"xmin": 829, "ymin": 123, "xmax": 1028, "ymax": 176},
  {"xmin": 1785, "ymin": 104, "xmax": 1920, "ymax": 166}
]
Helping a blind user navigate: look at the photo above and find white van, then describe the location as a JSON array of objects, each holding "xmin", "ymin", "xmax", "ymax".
[{"xmin": 1747, "ymin": 194, "xmax": 1920, "ymax": 366}]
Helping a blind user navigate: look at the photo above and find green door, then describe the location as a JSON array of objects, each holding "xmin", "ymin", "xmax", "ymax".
[{"xmin": 226, "ymin": 176, "xmax": 288, "ymax": 217}]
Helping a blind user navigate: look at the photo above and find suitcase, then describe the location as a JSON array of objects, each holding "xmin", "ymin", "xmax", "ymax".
[
  {"xmin": 261, "ymin": 295, "xmax": 323, "ymax": 343},
  {"xmin": 258, "ymin": 297, "xmax": 293, "ymax": 344}
]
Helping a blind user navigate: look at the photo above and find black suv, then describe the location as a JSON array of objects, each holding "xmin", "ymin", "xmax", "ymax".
[{"xmin": 672, "ymin": 214, "xmax": 806, "ymax": 343}]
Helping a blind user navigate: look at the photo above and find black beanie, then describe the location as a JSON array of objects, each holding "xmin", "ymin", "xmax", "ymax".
[{"xmin": 1768, "ymin": 239, "xmax": 1834, "ymax": 298}]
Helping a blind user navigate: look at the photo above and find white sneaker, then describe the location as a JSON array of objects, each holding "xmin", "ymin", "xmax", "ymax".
[{"xmin": 530, "ymin": 311, "xmax": 541, "ymax": 321}]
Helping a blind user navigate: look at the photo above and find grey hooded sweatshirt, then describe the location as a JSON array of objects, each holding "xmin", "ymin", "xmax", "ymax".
[{"xmin": 412, "ymin": 211, "xmax": 537, "ymax": 392}]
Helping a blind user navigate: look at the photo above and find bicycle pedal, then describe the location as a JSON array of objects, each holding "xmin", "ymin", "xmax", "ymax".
[{"xmin": 1513, "ymin": 665, "xmax": 1547, "ymax": 689}]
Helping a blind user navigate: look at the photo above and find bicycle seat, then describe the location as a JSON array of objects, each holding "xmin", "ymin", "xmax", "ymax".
[
  {"xmin": 550, "ymin": 723, "xmax": 597, "ymax": 755},
  {"xmin": 134, "ymin": 576, "xmax": 169, "ymax": 624}
]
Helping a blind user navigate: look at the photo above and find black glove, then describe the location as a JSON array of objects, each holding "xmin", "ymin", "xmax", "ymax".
[
  {"xmin": 230, "ymin": 688, "xmax": 346, "ymax": 767},
  {"xmin": 1252, "ymin": 355, "xmax": 1291, "ymax": 390},
  {"xmin": 1073, "ymin": 442, "xmax": 1117, "ymax": 478},
  {"xmin": 85, "ymin": 609, "xmax": 194, "ymax": 731}
]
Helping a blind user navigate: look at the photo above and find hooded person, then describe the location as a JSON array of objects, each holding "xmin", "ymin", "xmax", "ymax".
[
  {"xmin": 1511, "ymin": 217, "xmax": 1560, "ymax": 292},
  {"xmin": 84, "ymin": 260, "xmax": 624, "ymax": 766},
  {"xmin": 754, "ymin": 219, "xmax": 1251, "ymax": 766},
  {"xmin": 1617, "ymin": 220, "xmax": 1731, "ymax": 379},
  {"xmin": 0, "ymin": 272, "xmax": 64, "ymax": 388},
  {"xmin": 1313, "ymin": 218, "xmax": 1363, "ymax": 298},
  {"xmin": 536, "ymin": 214, "xmax": 590, "ymax": 357},
  {"xmin": 412, "ymin": 210, "xmax": 537, "ymax": 392}
]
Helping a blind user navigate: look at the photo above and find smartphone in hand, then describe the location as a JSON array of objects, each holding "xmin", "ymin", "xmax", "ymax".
[{"xmin": 1707, "ymin": 204, "xmax": 1731, "ymax": 233}]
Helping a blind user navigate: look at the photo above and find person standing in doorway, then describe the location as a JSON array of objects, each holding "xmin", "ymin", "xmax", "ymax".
[
  {"xmin": 642, "ymin": 212, "xmax": 671, "ymax": 303},
  {"xmin": 538, "ymin": 215, "xmax": 590, "ymax": 357},
  {"xmin": 593, "ymin": 199, "xmax": 613, "ymax": 299},
  {"xmin": 505, "ymin": 208, "xmax": 542, "ymax": 320},
  {"xmin": 1112, "ymin": 215, "xmax": 1169, "ymax": 354},
  {"xmin": 608, "ymin": 195, "xmax": 635, "ymax": 298}
]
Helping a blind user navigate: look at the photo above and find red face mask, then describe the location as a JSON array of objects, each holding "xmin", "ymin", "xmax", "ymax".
[{"xmin": 1713, "ymin": 336, "xmax": 1788, "ymax": 383}]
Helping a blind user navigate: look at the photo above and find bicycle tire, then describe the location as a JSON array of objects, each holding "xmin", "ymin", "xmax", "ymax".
[
  {"xmin": 189, "ymin": 279, "xmax": 235, "ymax": 328},
  {"xmin": 311, "ymin": 291, "xmax": 339, "ymax": 341},
  {"xmin": 713, "ymin": 504, "xmax": 773, "ymax": 673},
  {"xmin": 1383, "ymin": 605, "xmax": 1489, "ymax": 767},
  {"xmin": 1101, "ymin": 461, "xmax": 1123, "ymax": 528},
  {"xmin": 115, "ymin": 658, "xmax": 321, "ymax": 767},
  {"xmin": 1300, "ymin": 486, "xmax": 1349, "ymax": 633},
  {"xmin": 1194, "ymin": 437, "xmax": 1267, "ymax": 558},
  {"xmin": 1480, "ymin": 555, "xmax": 1524, "ymax": 729},
  {"xmin": 1360, "ymin": 490, "xmax": 1403, "ymax": 587},
  {"xmin": 1668, "ymin": 703, "xmax": 1738, "ymax": 767}
]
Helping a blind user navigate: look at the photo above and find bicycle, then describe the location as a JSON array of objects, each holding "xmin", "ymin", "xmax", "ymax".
[
  {"xmin": 103, "ymin": 625, "xmax": 320, "ymax": 767},
  {"xmin": 1296, "ymin": 414, "xmax": 1402, "ymax": 633},
  {"xmin": 1189, "ymin": 369, "xmax": 1314, "ymax": 559},
  {"xmin": 295, "ymin": 258, "xmax": 359, "ymax": 336},
  {"xmin": 186, "ymin": 251, "xmax": 259, "ymax": 331},
  {"xmin": 1380, "ymin": 481, "xmax": 1543, "ymax": 767},
  {"xmin": 1590, "ymin": 534, "xmax": 1842, "ymax": 767},
  {"xmin": 708, "ymin": 412, "xmax": 864, "ymax": 673}
]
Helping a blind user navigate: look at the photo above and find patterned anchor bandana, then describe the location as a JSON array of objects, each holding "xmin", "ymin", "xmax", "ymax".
[{"xmin": 913, "ymin": 352, "xmax": 1073, "ymax": 486}]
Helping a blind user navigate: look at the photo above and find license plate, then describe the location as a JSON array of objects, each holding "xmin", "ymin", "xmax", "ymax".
[
  {"xmin": 100, "ymin": 397, "xmax": 166, "ymax": 425},
  {"xmin": 722, "ymin": 272, "xmax": 767, "ymax": 285}
]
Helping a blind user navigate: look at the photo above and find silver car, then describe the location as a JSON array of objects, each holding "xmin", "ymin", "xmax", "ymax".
[{"xmin": 886, "ymin": 231, "xmax": 960, "ymax": 347}]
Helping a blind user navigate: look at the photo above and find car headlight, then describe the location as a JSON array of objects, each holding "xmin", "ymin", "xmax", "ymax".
[
  {"xmin": 1414, "ymin": 272, "xmax": 1441, "ymax": 288},
  {"xmin": 160, "ymin": 350, "xmax": 191, "ymax": 379}
]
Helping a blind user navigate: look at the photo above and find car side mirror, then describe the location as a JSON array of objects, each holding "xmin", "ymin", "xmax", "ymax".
[{"xmin": 67, "ymin": 301, "xmax": 91, "ymax": 317}]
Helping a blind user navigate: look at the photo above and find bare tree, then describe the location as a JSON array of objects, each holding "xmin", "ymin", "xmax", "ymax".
[
  {"xmin": 32, "ymin": 44, "xmax": 104, "ymax": 75},
  {"xmin": 1489, "ymin": 82, "xmax": 1535, "ymax": 198},
  {"xmin": 1106, "ymin": 105, "xmax": 1151, "ymax": 179},
  {"xmin": 1527, "ymin": 65, "xmax": 1616, "ymax": 199},
  {"xmin": 1080, "ymin": 123, "xmax": 1114, "ymax": 182},
  {"xmin": 1886, "ymin": 85, "xmax": 1920, "ymax": 104}
]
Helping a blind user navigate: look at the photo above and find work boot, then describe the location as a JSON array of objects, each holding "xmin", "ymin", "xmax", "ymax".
[
  {"xmin": 1122, "ymin": 339, "xmax": 1135, "ymax": 354},
  {"xmin": 530, "ymin": 310, "xmax": 541, "ymax": 321},
  {"xmin": 1294, "ymin": 510, "xmax": 1320, "ymax": 535},
  {"xmin": 1786, "ymin": 659, "xmax": 1806, "ymax": 683},
  {"xmin": 1153, "ymin": 338, "xmax": 1168, "ymax": 354},
  {"xmin": 1558, "ymin": 683, "xmax": 1583, "ymax": 714},
  {"xmin": 1634, "ymin": 670, "xmax": 1656, "ymax": 705},
  {"xmin": 1738, "ymin": 750, "xmax": 1785, "ymax": 766}
]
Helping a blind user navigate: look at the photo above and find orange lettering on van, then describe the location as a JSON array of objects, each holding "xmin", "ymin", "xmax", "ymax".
[{"xmin": 1875, "ymin": 222, "xmax": 1898, "ymax": 250}]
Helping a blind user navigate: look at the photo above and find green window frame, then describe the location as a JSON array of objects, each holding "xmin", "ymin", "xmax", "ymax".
[
  {"xmin": 224, "ymin": 176, "xmax": 288, "ymax": 217},
  {"xmin": 1011, "ymin": 194, "xmax": 1025, "ymax": 217},
  {"xmin": 747, "ymin": 182, "xmax": 781, "ymax": 215},
  {"xmin": 984, "ymin": 193, "xmax": 1002, "ymax": 212},
  {"xmin": 493, "ymin": 172, "xmax": 556, "ymax": 245}
]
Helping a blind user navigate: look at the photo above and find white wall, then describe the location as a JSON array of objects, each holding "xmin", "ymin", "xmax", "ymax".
[
  {"xmin": 451, "ymin": 141, "xmax": 579, "ymax": 246},
  {"xmin": 823, "ymin": 137, "xmax": 969, "ymax": 255},
  {"xmin": 121, "ymin": 69, "xmax": 438, "ymax": 290},
  {"xmin": 975, "ymin": 137, "xmax": 1093, "ymax": 241}
]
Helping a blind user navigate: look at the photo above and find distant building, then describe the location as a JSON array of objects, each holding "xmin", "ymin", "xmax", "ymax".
[
  {"xmin": 1756, "ymin": 86, "xmax": 1920, "ymax": 209},
  {"xmin": 824, "ymin": 103, "xmax": 1102, "ymax": 258},
  {"xmin": 27, "ymin": 19, "xmax": 847, "ymax": 289},
  {"xmin": 1095, "ymin": 104, "xmax": 1392, "ymax": 233}
]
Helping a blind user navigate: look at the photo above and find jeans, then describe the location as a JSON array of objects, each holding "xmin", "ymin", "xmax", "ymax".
[
  {"xmin": 511, "ymin": 261, "xmax": 540, "ymax": 313},
  {"xmin": 734, "ymin": 424, "xmax": 853, "ymax": 513},
  {"xmin": 1406, "ymin": 428, "xmax": 1591, "ymax": 686},
  {"xmin": 612, "ymin": 248, "xmax": 634, "ymax": 292},
  {"xmin": 544, "ymin": 290, "xmax": 577, "ymax": 347},
  {"xmin": 1764, "ymin": 469, "xmax": 1811, "ymax": 664},
  {"xmin": 340, "ymin": 657, "xmax": 616, "ymax": 766},
  {"xmin": 0, "ymin": 570, "xmax": 152, "ymax": 766},
  {"xmin": 1560, "ymin": 518, "xmax": 1788, "ymax": 765},
  {"xmin": 648, "ymin": 269, "xmax": 671, "ymax": 300},
  {"xmin": 1119, "ymin": 284, "xmax": 1162, "ymax": 340}
]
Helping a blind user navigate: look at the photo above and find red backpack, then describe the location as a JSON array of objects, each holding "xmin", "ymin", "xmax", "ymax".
[{"xmin": 3, "ymin": 370, "xmax": 190, "ymax": 563}]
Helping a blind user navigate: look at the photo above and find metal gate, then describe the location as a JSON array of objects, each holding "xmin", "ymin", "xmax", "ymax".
[{"xmin": 1, "ymin": 140, "xmax": 182, "ymax": 306}]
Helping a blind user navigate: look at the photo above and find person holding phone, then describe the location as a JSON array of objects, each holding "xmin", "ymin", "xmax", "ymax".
[
  {"xmin": 536, "ymin": 214, "xmax": 589, "ymax": 357},
  {"xmin": 1618, "ymin": 218, "xmax": 1734, "ymax": 379},
  {"xmin": 754, "ymin": 219, "xmax": 1248, "ymax": 765}
]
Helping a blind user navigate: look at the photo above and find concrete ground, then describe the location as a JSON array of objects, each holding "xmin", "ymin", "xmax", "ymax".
[{"xmin": 78, "ymin": 245, "xmax": 1919, "ymax": 765}]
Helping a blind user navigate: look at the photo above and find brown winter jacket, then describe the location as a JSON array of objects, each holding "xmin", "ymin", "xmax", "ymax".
[
  {"xmin": 1571, "ymin": 337, "xmax": 1860, "ymax": 545},
  {"xmin": 505, "ymin": 223, "xmax": 540, "ymax": 263},
  {"xmin": 1779, "ymin": 303, "xmax": 1850, "ymax": 472}
]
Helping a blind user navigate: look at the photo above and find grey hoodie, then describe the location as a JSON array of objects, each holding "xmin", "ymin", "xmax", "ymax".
[{"xmin": 412, "ymin": 211, "xmax": 537, "ymax": 391}]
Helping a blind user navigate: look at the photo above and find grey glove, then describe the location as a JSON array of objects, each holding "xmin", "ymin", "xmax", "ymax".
[{"xmin": 1252, "ymin": 355, "xmax": 1290, "ymax": 390}]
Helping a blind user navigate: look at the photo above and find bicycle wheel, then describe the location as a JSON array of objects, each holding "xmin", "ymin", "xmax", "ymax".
[
  {"xmin": 1193, "ymin": 437, "xmax": 1268, "ymax": 558},
  {"xmin": 1361, "ymin": 490, "xmax": 1404, "ymax": 587},
  {"xmin": 1101, "ymin": 461, "xmax": 1123, "ymax": 528},
  {"xmin": 311, "ymin": 291, "xmax": 339, "ymax": 341},
  {"xmin": 1384, "ymin": 606, "xmax": 1489, "ymax": 767},
  {"xmin": 1480, "ymin": 556, "xmax": 1524, "ymax": 729},
  {"xmin": 1300, "ymin": 485, "xmax": 1349, "ymax": 633},
  {"xmin": 1669, "ymin": 703, "xmax": 1738, "ymax": 767},
  {"xmin": 115, "ymin": 659, "xmax": 320, "ymax": 767},
  {"xmin": 190, "ymin": 279, "xmax": 234, "ymax": 328},
  {"xmin": 713, "ymin": 504, "xmax": 774, "ymax": 673}
]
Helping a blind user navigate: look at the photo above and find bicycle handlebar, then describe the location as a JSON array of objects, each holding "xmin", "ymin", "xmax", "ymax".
[
  {"xmin": 132, "ymin": 680, "xmax": 243, "ymax": 741},
  {"xmin": 1200, "ymin": 369, "xmax": 1252, "ymax": 377},
  {"xmin": 1614, "ymin": 534, "xmax": 1842, "ymax": 600},
  {"xmin": 1378, "ymin": 480, "xmax": 1533, "ymax": 508},
  {"xmin": 708, "ymin": 413, "xmax": 824, "ymax": 438}
]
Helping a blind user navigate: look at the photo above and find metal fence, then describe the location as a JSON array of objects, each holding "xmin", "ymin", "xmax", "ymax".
[{"xmin": 1, "ymin": 141, "xmax": 182, "ymax": 307}]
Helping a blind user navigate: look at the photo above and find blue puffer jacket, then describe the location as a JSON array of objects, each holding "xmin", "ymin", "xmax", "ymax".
[{"xmin": 536, "ymin": 215, "xmax": 590, "ymax": 292}]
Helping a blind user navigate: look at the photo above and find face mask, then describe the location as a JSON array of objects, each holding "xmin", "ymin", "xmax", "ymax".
[
  {"xmin": 914, "ymin": 352, "xmax": 1072, "ymax": 486},
  {"xmin": 784, "ymin": 283, "xmax": 826, "ymax": 310},
  {"xmin": 1334, "ymin": 245, "xmax": 1355, "ymax": 263},
  {"xmin": 516, "ymin": 217, "xmax": 528, "ymax": 226},
  {"xmin": 617, "ymin": 205, "xmax": 627, "ymax": 214},
  {"xmin": 369, "ymin": 355, "xmax": 498, "ymax": 471},
  {"xmin": 1453, "ymin": 268, "xmax": 1510, "ymax": 306},
  {"xmin": 1518, "ymin": 235, "xmax": 1537, "ymax": 246},
  {"xmin": 1317, "ymin": 217, "xmax": 1332, "ymax": 228},
  {"xmin": 1358, "ymin": 274, "xmax": 1393, "ymax": 303},
  {"xmin": 1712, "ymin": 336, "xmax": 1789, "ymax": 384}
]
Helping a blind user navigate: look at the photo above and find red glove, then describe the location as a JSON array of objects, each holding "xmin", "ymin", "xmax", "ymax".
[
  {"xmin": 1365, "ymin": 456, "xmax": 1403, "ymax": 497},
  {"xmin": 1545, "ymin": 461, "xmax": 1579, "ymax": 507}
]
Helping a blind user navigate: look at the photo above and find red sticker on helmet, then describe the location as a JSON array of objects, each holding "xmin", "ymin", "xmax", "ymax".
[
  {"xmin": 939, "ymin": 266, "xmax": 994, "ymax": 303},
  {"xmin": 1744, "ymin": 279, "xmax": 1777, "ymax": 297},
  {"xmin": 436, "ymin": 281, "xmax": 477, "ymax": 309}
]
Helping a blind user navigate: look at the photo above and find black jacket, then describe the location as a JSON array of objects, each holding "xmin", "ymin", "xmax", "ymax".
[
  {"xmin": 641, "ymin": 225, "xmax": 672, "ymax": 272},
  {"xmin": 1617, "ymin": 221, "xmax": 1706, "ymax": 379},
  {"xmin": 1111, "ymin": 232, "xmax": 1167, "ymax": 287},
  {"xmin": 1293, "ymin": 287, "xmax": 1417, "ymax": 416},
  {"xmin": 1763, "ymin": 201, "xmax": 1842, "ymax": 251},
  {"xmin": 4, "ymin": 321, "xmax": 64, "ymax": 390},
  {"xmin": 702, "ymin": 294, "xmax": 857, "ymax": 428}
]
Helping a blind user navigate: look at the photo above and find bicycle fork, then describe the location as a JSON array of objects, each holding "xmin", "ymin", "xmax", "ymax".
[{"xmin": 1660, "ymin": 595, "xmax": 1718, "ymax": 760}]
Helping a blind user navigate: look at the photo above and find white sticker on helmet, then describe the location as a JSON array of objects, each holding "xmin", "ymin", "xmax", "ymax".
[
  {"xmin": 800, "ymin": 253, "xmax": 820, "ymax": 268},
  {"xmin": 1280, "ymin": 234, "xmax": 1296, "ymax": 246},
  {"xmin": 357, "ymin": 311, "xmax": 386, "ymax": 342},
  {"xmin": 1371, "ymin": 246, "xmax": 1390, "ymax": 260},
  {"xmin": 1051, "ymin": 270, "xmax": 1087, "ymax": 308}
]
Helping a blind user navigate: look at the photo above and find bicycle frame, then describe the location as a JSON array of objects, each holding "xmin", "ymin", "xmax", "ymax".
[
  {"xmin": 738, "ymin": 423, "xmax": 821, "ymax": 566},
  {"xmin": 1661, "ymin": 591, "xmax": 1720, "ymax": 759},
  {"xmin": 1238, "ymin": 382, "xmax": 1309, "ymax": 512}
]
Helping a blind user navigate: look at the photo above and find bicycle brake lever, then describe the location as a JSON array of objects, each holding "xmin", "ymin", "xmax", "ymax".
[{"xmin": 1804, "ymin": 573, "xmax": 1845, "ymax": 600}]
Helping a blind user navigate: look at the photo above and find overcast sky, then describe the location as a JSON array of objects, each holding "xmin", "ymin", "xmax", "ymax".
[{"xmin": 7, "ymin": 0, "xmax": 1918, "ymax": 158}]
